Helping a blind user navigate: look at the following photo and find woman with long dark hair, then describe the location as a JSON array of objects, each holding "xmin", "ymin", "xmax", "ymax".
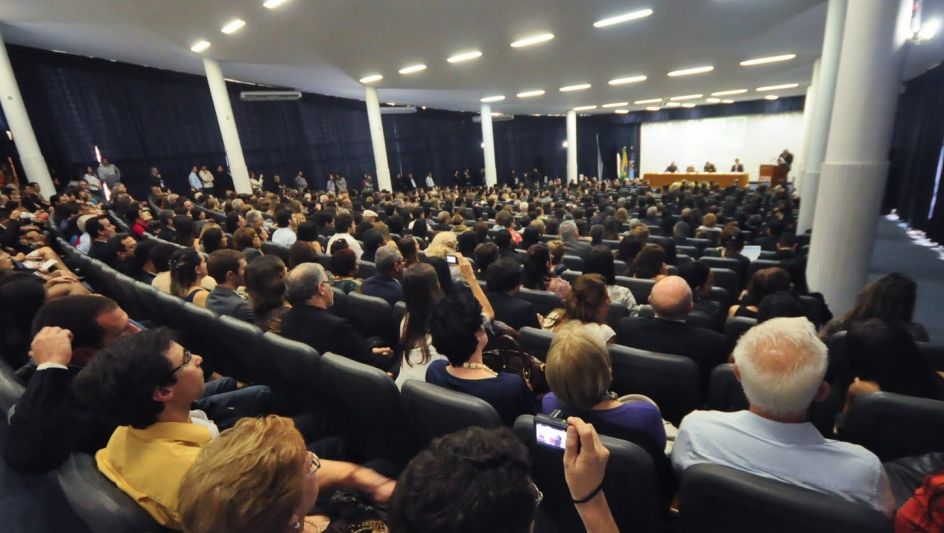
[
  {"xmin": 396, "ymin": 263, "xmax": 448, "ymax": 389},
  {"xmin": 521, "ymin": 243, "xmax": 570, "ymax": 300},
  {"xmin": 246, "ymin": 255, "xmax": 289, "ymax": 333},
  {"xmin": 584, "ymin": 246, "xmax": 636, "ymax": 311},
  {"xmin": 169, "ymin": 249, "xmax": 210, "ymax": 307},
  {"xmin": 823, "ymin": 273, "xmax": 928, "ymax": 341}
]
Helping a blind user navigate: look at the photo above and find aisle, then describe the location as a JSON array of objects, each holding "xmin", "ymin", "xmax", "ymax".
[{"xmin": 866, "ymin": 216, "xmax": 944, "ymax": 343}]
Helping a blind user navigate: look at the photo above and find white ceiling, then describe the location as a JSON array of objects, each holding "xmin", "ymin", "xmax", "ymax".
[{"xmin": 1, "ymin": 0, "xmax": 942, "ymax": 115}]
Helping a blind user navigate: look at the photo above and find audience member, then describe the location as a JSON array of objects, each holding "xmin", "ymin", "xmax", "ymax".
[
  {"xmin": 521, "ymin": 243, "xmax": 570, "ymax": 300},
  {"xmin": 427, "ymin": 292, "xmax": 535, "ymax": 426},
  {"xmin": 326, "ymin": 212, "xmax": 363, "ymax": 259},
  {"xmin": 329, "ymin": 247, "xmax": 361, "ymax": 294},
  {"xmin": 288, "ymin": 221, "xmax": 323, "ymax": 268},
  {"xmin": 672, "ymin": 317, "xmax": 893, "ymax": 515},
  {"xmin": 397, "ymin": 263, "xmax": 448, "ymax": 390},
  {"xmin": 0, "ymin": 272, "xmax": 46, "ymax": 368},
  {"xmin": 545, "ymin": 274, "xmax": 616, "ymax": 345},
  {"xmin": 245, "ymin": 255, "xmax": 289, "ymax": 333},
  {"xmin": 616, "ymin": 276, "xmax": 728, "ymax": 383},
  {"xmin": 233, "ymin": 226, "xmax": 263, "ymax": 263},
  {"xmin": 361, "ymin": 245, "xmax": 404, "ymax": 306},
  {"xmin": 756, "ymin": 292, "xmax": 807, "ymax": 323},
  {"xmin": 205, "ymin": 249, "xmax": 253, "ymax": 322},
  {"xmin": 729, "ymin": 267, "xmax": 792, "ymax": 319},
  {"xmin": 474, "ymin": 241, "xmax": 500, "ymax": 280},
  {"xmin": 677, "ymin": 261, "xmax": 724, "ymax": 330},
  {"xmin": 585, "ymin": 245, "xmax": 637, "ymax": 311},
  {"xmin": 560, "ymin": 220, "xmax": 591, "ymax": 261},
  {"xmin": 271, "ymin": 208, "xmax": 298, "ymax": 247},
  {"xmin": 486, "ymin": 258, "xmax": 541, "ymax": 330},
  {"xmin": 281, "ymin": 263, "xmax": 392, "ymax": 369},
  {"xmin": 169, "ymin": 248, "xmax": 210, "ymax": 307},
  {"xmin": 822, "ymin": 273, "xmax": 929, "ymax": 341},
  {"xmin": 425, "ymin": 231, "xmax": 457, "ymax": 259}
]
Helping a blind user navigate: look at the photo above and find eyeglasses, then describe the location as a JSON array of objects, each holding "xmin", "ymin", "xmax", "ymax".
[
  {"xmin": 307, "ymin": 451, "xmax": 321, "ymax": 479},
  {"xmin": 171, "ymin": 349, "xmax": 193, "ymax": 373}
]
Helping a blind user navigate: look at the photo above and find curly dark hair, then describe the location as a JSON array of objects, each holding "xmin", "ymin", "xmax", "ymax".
[
  {"xmin": 428, "ymin": 292, "xmax": 483, "ymax": 365},
  {"xmin": 389, "ymin": 426, "xmax": 536, "ymax": 533},
  {"xmin": 72, "ymin": 327, "xmax": 177, "ymax": 429}
]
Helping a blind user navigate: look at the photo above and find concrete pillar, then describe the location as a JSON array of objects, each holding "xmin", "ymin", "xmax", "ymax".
[
  {"xmin": 566, "ymin": 110, "xmax": 577, "ymax": 184},
  {"xmin": 794, "ymin": 58, "xmax": 820, "ymax": 191},
  {"xmin": 806, "ymin": 0, "xmax": 912, "ymax": 313},
  {"xmin": 0, "ymin": 30, "xmax": 55, "ymax": 197},
  {"xmin": 797, "ymin": 0, "xmax": 847, "ymax": 233},
  {"xmin": 202, "ymin": 58, "xmax": 252, "ymax": 195},
  {"xmin": 364, "ymin": 86, "xmax": 392, "ymax": 192},
  {"xmin": 480, "ymin": 103, "xmax": 497, "ymax": 187}
]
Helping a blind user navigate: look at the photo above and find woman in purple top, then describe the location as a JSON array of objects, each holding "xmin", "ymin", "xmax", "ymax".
[{"xmin": 542, "ymin": 327, "xmax": 666, "ymax": 450}]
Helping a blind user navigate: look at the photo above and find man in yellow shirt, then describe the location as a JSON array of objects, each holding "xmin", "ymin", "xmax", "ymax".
[{"xmin": 73, "ymin": 328, "xmax": 216, "ymax": 529}]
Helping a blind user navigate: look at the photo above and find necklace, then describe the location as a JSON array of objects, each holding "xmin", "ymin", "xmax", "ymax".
[{"xmin": 459, "ymin": 362, "xmax": 497, "ymax": 375}]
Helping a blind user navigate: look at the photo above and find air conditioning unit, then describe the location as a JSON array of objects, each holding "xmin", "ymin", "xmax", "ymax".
[
  {"xmin": 473, "ymin": 114, "xmax": 514, "ymax": 123},
  {"xmin": 380, "ymin": 106, "xmax": 418, "ymax": 114},
  {"xmin": 240, "ymin": 90, "xmax": 302, "ymax": 102}
]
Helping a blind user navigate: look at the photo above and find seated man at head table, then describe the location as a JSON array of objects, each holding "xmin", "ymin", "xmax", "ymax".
[
  {"xmin": 703, "ymin": 161, "xmax": 717, "ymax": 173},
  {"xmin": 665, "ymin": 161, "xmax": 679, "ymax": 173}
]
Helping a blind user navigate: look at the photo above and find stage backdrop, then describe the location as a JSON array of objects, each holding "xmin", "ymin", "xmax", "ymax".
[{"xmin": 639, "ymin": 112, "xmax": 805, "ymax": 180}]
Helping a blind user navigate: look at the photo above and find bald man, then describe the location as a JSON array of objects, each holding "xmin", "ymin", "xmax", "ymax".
[{"xmin": 615, "ymin": 276, "xmax": 729, "ymax": 384}]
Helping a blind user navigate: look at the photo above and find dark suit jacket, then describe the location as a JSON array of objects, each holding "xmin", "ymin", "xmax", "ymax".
[
  {"xmin": 206, "ymin": 286, "xmax": 255, "ymax": 322},
  {"xmin": 615, "ymin": 317, "xmax": 729, "ymax": 384},
  {"xmin": 88, "ymin": 239, "xmax": 109, "ymax": 261},
  {"xmin": 361, "ymin": 275, "xmax": 403, "ymax": 306},
  {"xmin": 5, "ymin": 366, "xmax": 115, "ymax": 473},
  {"xmin": 281, "ymin": 305, "xmax": 388, "ymax": 369},
  {"xmin": 563, "ymin": 240, "xmax": 592, "ymax": 261},
  {"xmin": 487, "ymin": 291, "xmax": 540, "ymax": 331},
  {"xmin": 731, "ymin": 164, "xmax": 744, "ymax": 172}
]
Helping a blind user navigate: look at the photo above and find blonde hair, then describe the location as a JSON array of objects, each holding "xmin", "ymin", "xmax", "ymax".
[
  {"xmin": 546, "ymin": 327, "xmax": 612, "ymax": 409},
  {"xmin": 178, "ymin": 415, "xmax": 307, "ymax": 533},
  {"xmin": 733, "ymin": 317, "xmax": 827, "ymax": 417},
  {"xmin": 426, "ymin": 231, "xmax": 458, "ymax": 258}
]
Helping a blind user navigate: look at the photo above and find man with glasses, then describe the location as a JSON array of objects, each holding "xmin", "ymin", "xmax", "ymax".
[
  {"xmin": 281, "ymin": 262, "xmax": 394, "ymax": 370},
  {"xmin": 70, "ymin": 327, "xmax": 269, "ymax": 529}
]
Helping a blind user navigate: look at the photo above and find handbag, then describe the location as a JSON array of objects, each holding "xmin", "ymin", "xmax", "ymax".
[{"xmin": 483, "ymin": 321, "xmax": 548, "ymax": 393}]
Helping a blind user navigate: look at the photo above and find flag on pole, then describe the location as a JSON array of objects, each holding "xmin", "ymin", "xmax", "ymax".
[{"xmin": 620, "ymin": 146, "xmax": 629, "ymax": 179}]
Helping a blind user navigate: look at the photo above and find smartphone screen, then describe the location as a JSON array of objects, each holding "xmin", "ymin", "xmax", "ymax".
[
  {"xmin": 535, "ymin": 420, "xmax": 567, "ymax": 450},
  {"xmin": 445, "ymin": 254, "xmax": 458, "ymax": 265}
]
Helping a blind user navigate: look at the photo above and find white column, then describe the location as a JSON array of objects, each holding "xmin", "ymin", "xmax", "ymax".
[
  {"xmin": 566, "ymin": 110, "xmax": 577, "ymax": 184},
  {"xmin": 364, "ymin": 86, "xmax": 392, "ymax": 192},
  {"xmin": 797, "ymin": 0, "xmax": 847, "ymax": 233},
  {"xmin": 202, "ymin": 58, "xmax": 251, "ymax": 195},
  {"xmin": 480, "ymin": 103, "xmax": 497, "ymax": 187},
  {"xmin": 806, "ymin": 0, "xmax": 911, "ymax": 313},
  {"xmin": 0, "ymin": 31, "xmax": 54, "ymax": 198},
  {"xmin": 794, "ymin": 58, "xmax": 820, "ymax": 191}
]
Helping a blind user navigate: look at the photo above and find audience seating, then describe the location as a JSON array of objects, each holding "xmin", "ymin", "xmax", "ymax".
[
  {"xmin": 357, "ymin": 260, "xmax": 377, "ymax": 279},
  {"xmin": 315, "ymin": 253, "xmax": 332, "ymax": 269},
  {"xmin": 260, "ymin": 242, "xmax": 289, "ymax": 264},
  {"xmin": 747, "ymin": 259, "xmax": 782, "ymax": 277},
  {"xmin": 615, "ymin": 276, "xmax": 655, "ymax": 304},
  {"xmin": 677, "ymin": 464, "xmax": 891, "ymax": 533},
  {"xmin": 559, "ymin": 270, "xmax": 580, "ymax": 284},
  {"xmin": 260, "ymin": 332, "xmax": 325, "ymax": 414},
  {"xmin": 724, "ymin": 317, "xmax": 756, "ymax": 346},
  {"xmin": 797, "ymin": 294, "xmax": 826, "ymax": 326},
  {"xmin": 518, "ymin": 287, "xmax": 564, "ymax": 315},
  {"xmin": 614, "ymin": 259, "xmax": 629, "ymax": 276},
  {"xmin": 514, "ymin": 415, "xmax": 662, "ymax": 533},
  {"xmin": 0, "ymin": 358, "xmax": 24, "ymax": 421},
  {"xmin": 561, "ymin": 254, "xmax": 585, "ymax": 272},
  {"xmin": 917, "ymin": 342, "xmax": 944, "ymax": 371},
  {"xmin": 706, "ymin": 364, "xmax": 748, "ymax": 412},
  {"xmin": 343, "ymin": 292, "xmax": 398, "ymax": 346},
  {"xmin": 319, "ymin": 353, "xmax": 416, "ymax": 469},
  {"xmin": 206, "ymin": 315, "xmax": 269, "ymax": 388},
  {"xmin": 518, "ymin": 327, "xmax": 554, "ymax": 362},
  {"xmin": 685, "ymin": 238, "xmax": 711, "ymax": 254},
  {"xmin": 606, "ymin": 302, "xmax": 630, "ymax": 329},
  {"xmin": 709, "ymin": 286, "xmax": 733, "ymax": 309},
  {"xmin": 840, "ymin": 391, "xmax": 944, "ymax": 461},
  {"xmin": 608, "ymin": 344, "xmax": 701, "ymax": 425},
  {"xmin": 677, "ymin": 245, "xmax": 700, "ymax": 258},
  {"xmin": 55, "ymin": 453, "xmax": 164, "ymax": 533},
  {"xmin": 400, "ymin": 380, "xmax": 502, "ymax": 446},
  {"xmin": 709, "ymin": 268, "xmax": 741, "ymax": 301},
  {"xmin": 700, "ymin": 257, "xmax": 744, "ymax": 278}
]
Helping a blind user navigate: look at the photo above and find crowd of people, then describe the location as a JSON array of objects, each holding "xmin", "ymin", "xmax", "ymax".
[{"xmin": 0, "ymin": 169, "xmax": 942, "ymax": 532}]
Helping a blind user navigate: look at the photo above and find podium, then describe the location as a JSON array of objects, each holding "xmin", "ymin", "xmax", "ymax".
[{"xmin": 759, "ymin": 164, "xmax": 788, "ymax": 187}]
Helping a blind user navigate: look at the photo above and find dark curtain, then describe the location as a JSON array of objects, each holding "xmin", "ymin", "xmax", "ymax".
[
  {"xmin": 382, "ymin": 109, "xmax": 481, "ymax": 186},
  {"xmin": 885, "ymin": 63, "xmax": 944, "ymax": 243},
  {"xmin": 492, "ymin": 116, "xmax": 567, "ymax": 183}
]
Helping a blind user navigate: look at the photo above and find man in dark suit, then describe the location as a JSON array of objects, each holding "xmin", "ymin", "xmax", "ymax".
[
  {"xmin": 85, "ymin": 215, "xmax": 116, "ymax": 260},
  {"xmin": 281, "ymin": 263, "xmax": 393, "ymax": 369},
  {"xmin": 361, "ymin": 245, "xmax": 404, "ymax": 306},
  {"xmin": 731, "ymin": 159, "xmax": 744, "ymax": 172},
  {"xmin": 559, "ymin": 220, "xmax": 591, "ymax": 261},
  {"xmin": 665, "ymin": 161, "xmax": 678, "ymax": 173},
  {"xmin": 485, "ymin": 259, "xmax": 540, "ymax": 331},
  {"xmin": 703, "ymin": 162, "xmax": 717, "ymax": 173},
  {"xmin": 616, "ymin": 276, "xmax": 729, "ymax": 384},
  {"xmin": 205, "ymin": 249, "xmax": 254, "ymax": 322}
]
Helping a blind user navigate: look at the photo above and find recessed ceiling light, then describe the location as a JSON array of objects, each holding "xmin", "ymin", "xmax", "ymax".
[
  {"xmin": 667, "ymin": 65, "xmax": 714, "ymax": 77},
  {"xmin": 593, "ymin": 8, "xmax": 654, "ymax": 28},
  {"xmin": 602, "ymin": 101, "xmax": 629, "ymax": 108},
  {"xmin": 399, "ymin": 63, "xmax": 427, "ymax": 75},
  {"xmin": 722, "ymin": 99, "xmax": 734, "ymax": 104},
  {"xmin": 480, "ymin": 95, "xmax": 505, "ymax": 103},
  {"xmin": 681, "ymin": 103, "xmax": 696, "ymax": 108},
  {"xmin": 634, "ymin": 98, "xmax": 662, "ymax": 104},
  {"xmin": 663, "ymin": 102, "xmax": 681, "ymax": 108},
  {"xmin": 517, "ymin": 89, "xmax": 545, "ymax": 98},
  {"xmin": 670, "ymin": 94, "xmax": 703, "ymax": 101},
  {"xmin": 492, "ymin": 112, "xmax": 505, "ymax": 117},
  {"xmin": 359, "ymin": 74, "xmax": 383, "ymax": 84},
  {"xmin": 190, "ymin": 40, "xmax": 211, "ymax": 53},
  {"xmin": 706, "ymin": 97, "xmax": 721, "ymax": 103},
  {"xmin": 645, "ymin": 106, "xmax": 661, "ymax": 111},
  {"xmin": 757, "ymin": 83, "xmax": 798, "ymax": 91},
  {"xmin": 764, "ymin": 95, "xmax": 780, "ymax": 100},
  {"xmin": 221, "ymin": 19, "xmax": 246, "ymax": 34},
  {"xmin": 510, "ymin": 33, "xmax": 555, "ymax": 48},
  {"xmin": 614, "ymin": 109, "xmax": 630, "ymax": 114},
  {"xmin": 573, "ymin": 105, "xmax": 598, "ymax": 111},
  {"xmin": 740, "ymin": 53, "xmax": 797, "ymax": 67},
  {"xmin": 447, "ymin": 50, "xmax": 482, "ymax": 63},
  {"xmin": 560, "ymin": 83, "xmax": 592, "ymax": 92},
  {"xmin": 387, "ymin": 102, "xmax": 396, "ymax": 106},
  {"xmin": 263, "ymin": 0, "xmax": 290, "ymax": 8},
  {"xmin": 608, "ymin": 75, "xmax": 647, "ymax": 85},
  {"xmin": 917, "ymin": 19, "xmax": 940, "ymax": 40},
  {"xmin": 711, "ymin": 89, "xmax": 748, "ymax": 96}
]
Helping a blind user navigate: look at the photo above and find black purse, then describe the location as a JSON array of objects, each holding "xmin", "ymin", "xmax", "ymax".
[{"xmin": 482, "ymin": 321, "xmax": 548, "ymax": 394}]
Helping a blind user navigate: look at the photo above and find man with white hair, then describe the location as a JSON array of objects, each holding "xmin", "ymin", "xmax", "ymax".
[
  {"xmin": 559, "ymin": 219, "xmax": 591, "ymax": 261},
  {"xmin": 672, "ymin": 317, "xmax": 893, "ymax": 515}
]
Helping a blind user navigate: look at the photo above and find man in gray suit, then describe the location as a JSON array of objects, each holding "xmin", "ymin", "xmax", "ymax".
[
  {"xmin": 560, "ymin": 220, "xmax": 591, "ymax": 261},
  {"xmin": 205, "ymin": 249, "xmax": 254, "ymax": 322}
]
